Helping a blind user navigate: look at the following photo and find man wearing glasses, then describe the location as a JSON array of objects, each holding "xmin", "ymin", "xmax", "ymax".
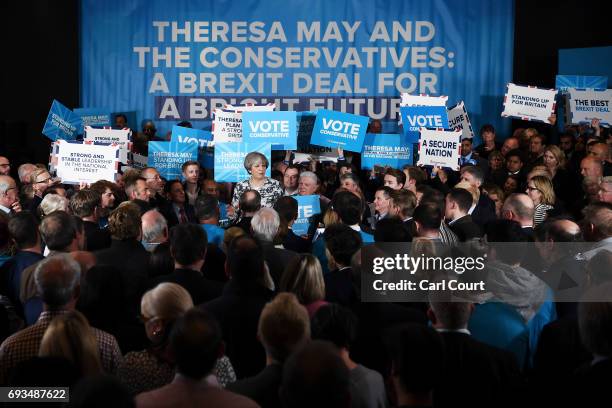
[
  {"xmin": 0, "ymin": 175, "xmax": 21, "ymax": 215},
  {"xmin": 0, "ymin": 156, "xmax": 10, "ymax": 176},
  {"xmin": 141, "ymin": 167, "xmax": 167, "ymax": 209}
]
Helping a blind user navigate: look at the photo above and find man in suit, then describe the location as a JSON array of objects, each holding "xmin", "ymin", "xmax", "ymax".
[
  {"xmin": 136, "ymin": 308, "xmax": 258, "ymax": 408},
  {"xmin": 460, "ymin": 137, "xmax": 489, "ymax": 172},
  {"xmin": 141, "ymin": 167, "xmax": 168, "ymax": 210},
  {"xmin": 231, "ymin": 189, "xmax": 261, "ymax": 234},
  {"xmin": 160, "ymin": 180, "xmax": 197, "ymax": 228},
  {"xmin": 445, "ymin": 188, "xmax": 482, "ymax": 241},
  {"xmin": 201, "ymin": 235, "xmax": 274, "ymax": 378},
  {"xmin": 150, "ymin": 223, "xmax": 222, "ymax": 305},
  {"xmin": 94, "ymin": 202, "xmax": 150, "ymax": 316},
  {"xmin": 428, "ymin": 300, "xmax": 521, "ymax": 407},
  {"xmin": 324, "ymin": 224, "xmax": 362, "ymax": 306},
  {"xmin": 0, "ymin": 175, "xmax": 21, "ymax": 215},
  {"xmin": 459, "ymin": 166, "xmax": 496, "ymax": 227},
  {"xmin": 251, "ymin": 207, "xmax": 298, "ymax": 286},
  {"xmin": 69, "ymin": 189, "xmax": 111, "ymax": 251},
  {"xmin": 501, "ymin": 193, "xmax": 535, "ymax": 239}
]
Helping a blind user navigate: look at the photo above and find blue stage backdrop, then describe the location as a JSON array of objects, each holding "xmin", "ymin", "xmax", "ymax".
[{"xmin": 81, "ymin": 0, "xmax": 514, "ymax": 137}]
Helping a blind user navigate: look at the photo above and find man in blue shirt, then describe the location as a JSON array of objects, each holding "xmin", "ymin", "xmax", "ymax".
[{"xmin": 195, "ymin": 194, "xmax": 225, "ymax": 247}]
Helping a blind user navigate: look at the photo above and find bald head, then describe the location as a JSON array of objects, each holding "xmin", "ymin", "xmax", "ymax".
[
  {"xmin": 581, "ymin": 156, "xmax": 603, "ymax": 179},
  {"xmin": 502, "ymin": 193, "xmax": 535, "ymax": 227},
  {"xmin": 501, "ymin": 137, "xmax": 520, "ymax": 157},
  {"xmin": 141, "ymin": 209, "xmax": 168, "ymax": 244}
]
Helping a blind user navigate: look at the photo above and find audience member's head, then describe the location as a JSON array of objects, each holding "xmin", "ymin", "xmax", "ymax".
[
  {"xmin": 239, "ymin": 189, "xmax": 262, "ymax": 215},
  {"xmin": 40, "ymin": 211, "xmax": 80, "ymax": 251},
  {"xmin": 124, "ymin": 177, "xmax": 150, "ymax": 203},
  {"xmin": 8, "ymin": 211, "xmax": 40, "ymax": 250},
  {"xmin": 141, "ymin": 282, "xmax": 194, "ymax": 346},
  {"xmin": 70, "ymin": 189, "xmax": 101, "ymax": 220},
  {"xmin": 34, "ymin": 253, "xmax": 81, "ymax": 310},
  {"xmin": 502, "ymin": 193, "xmax": 535, "ymax": 227},
  {"xmin": 170, "ymin": 308, "xmax": 223, "ymax": 380},
  {"xmin": 281, "ymin": 254, "xmax": 326, "ymax": 306},
  {"xmin": 298, "ymin": 171, "xmax": 320, "ymax": 196},
  {"xmin": 17, "ymin": 163, "xmax": 37, "ymax": 185},
  {"xmin": 251, "ymin": 207, "xmax": 280, "ymax": 243},
  {"xmin": 195, "ymin": 194, "xmax": 219, "ymax": 223},
  {"xmin": 460, "ymin": 166, "xmax": 485, "ymax": 189},
  {"xmin": 39, "ymin": 310, "xmax": 102, "ymax": 376},
  {"xmin": 141, "ymin": 167, "xmax": 164, "ymax": 195},
  {"xmin": 280, "ymin": 340, "xmax": 350, "ymax": 408},
  {"xmin": 226, "ymin": 235, "xmax": 265, "ymax": 282},
  {"xmin": 108, "ymin": 202, "xmax": 142, "ymax": 241},
  {"xmin": 428, "ymin": 300, "xmax": 474, "ymax": 331},
  {"xmin": 283, "ymin": 164, "xmax": 300, "ymax": 192},
  {"xmin": 274, "ymin": 195, "xmax": 299, "ymax": 225},
  {"xmin": 581, "ymin": 202, "xmax": 612, "ymax": 242},
  {"xmin": 384, "ymin": 168, "xmax": 406, "ymax": 190},
  {"xmin": 373, "ymin": 186, "xmax": 394, "ymax": 216},
  {"xmin": 141, "ymin": 209, "xmax": 168, "ymax": 247},
  {"xmin": 413, "ymin": 203, "xmax": 442, "ymax": 237},
  {"xmin": 311, "ymin": 304, "xmax": 358, "ymax": 352},
  {"xmin": 339, "ymin": 173, "xmax": 361, "ymax": 194},
  {"xmin": 0, "ymin": 175, "xmax": 19, "ymax": 210},
  {"xmin": 324, "ymin": 224, "xmax": 362, "ymax": 269},
  {"xmin": 170, "ymin": 223, "xmax": 208, "ymax": 268},
  {"xmin": 501, "ymin": 137, "xmax": 520, "ymax": 157},
  {"xmin": 90, "ymin": 180, "xmax": 116, "ymax": 211},
  {"xmin": 402, "ymin": 166, "xmax": 427, "ymax": 193},
  {"xmin": 258, "ymin": 293, "xmax": 310, "ymax": 363},
  {"xmin": 581, "ymin": 156, "xmax": 603, "ymax": 179},
  {"xmin": 389, "ymin": 189, "xmax": 417, "ymax": 220},
  {"xmin": 332, "ymin": 191, "xmax": 363, "ymax": 226},
  {"xmin": 222, "ymin": 226, "xmax": 246, "ymax": 253},
  {"xmin": 485, "ymin": 219, "xmax": 527, "ymax": 265},
  {"xmin": 598, "ymin": 177, "xmax": 612, "ymax": 204},
  {"xmin": 39, "ymin": 194, "xmax": 69, "ymax": 217},
  {"xmin": 445, "ymin": 188, "xmax": 473, "ymax": 221},
  {"xmin": 505, "ymin": 149, "xmax": 525, "ymax": 174}
]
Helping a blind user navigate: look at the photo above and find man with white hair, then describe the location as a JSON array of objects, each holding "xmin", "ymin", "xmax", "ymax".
[
  {"xmin": 598, "ymin": 176, "xmax": 612, "ymax": 204},
  {"xmin": 0, "ymin": 253, "xmax": 122, "ymax": 383},
  {"xmin": 0, "ymin": 175, "xmax": 21, "ymax": 215},
  {"xmin": 17, "ymin": 163, "xmax": 37, "ymax": 185},
  {"xmin": 298, "ymin": 171, "xmax": 329, "ymax": 236},
  {"xmin": 141, "ymin": 209, "xmax": 168, "ymax": 252},
  {"xmin": 251, "ymin": 207, "xmax": 298, "ymax": 286}
]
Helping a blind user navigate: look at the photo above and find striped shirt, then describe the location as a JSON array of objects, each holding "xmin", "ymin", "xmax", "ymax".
[{"xmin": 534, "ymin": 203, "xmax": 554, "ymax": 226}]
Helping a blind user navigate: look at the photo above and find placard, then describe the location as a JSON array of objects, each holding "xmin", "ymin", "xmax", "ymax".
[
  {"xmin": 214, "ymin": 142, "xmax": 272, "ymax": 182},
  {"xmin": 224, "ymin": 103, "xmax": 276, "ymax": 112},
  {"xmin": 130, "ymin": 152, "xmax": 148, "ymax": 169},
  {"xmin": 310, "ymin": 110, "xmax": 369, "ymax": 152},
  {"xmin": 400, "ymin": 93, "xmax": 448, "ymax": 107},
  {"xmin": 361, "ymin": 133, "xmax": 413, "ymax": 170},
  {"xmin": 148, "ymin": 141, "xmax": 199, "ymax": 180},
  {"xmin": 83, "ymin": 127, "xmax": 132, "ymax": 164},
  {"xmin": 400, "ymin": 106, "xmax": 449, "ymax": 143},
  {"xmin": 417, "ymin": 128, "xmax": 462, "ymax": 170},
  {"xmin": 566, "ymin": 88, "xmax": 612, "ymax": 126},
  {"xmin": 292, "ymin": 195, "xmax": 321, "ymax": 236},
  {"xmin": 555, "ymin": 75, "xmax": 608, "ymax": 93},
  {"xmin": 171, "ymin": 125, "xmax": 214, "ymax": 167},
  {"xmin": 297, "ymin": 111, "xmax": 333, "ymax": 155},
  {"xmin": 501, "ymin": 83, "xmax": 557, "ymax": 123},
  {"xmin": 212, "ymin": 104, "xmax": 276, "ymax": 143},
  {"xmin": 42, "ymin": 100, "xmax": 82, "ymax": 141},
  {"xmin": 74, "ymin": 108, "xmax": 112, "ymax": 132},
  {"xmin": 447, "ymin": 101, "xmax": 475, "ymax": 140},
  {"xmin": 242, "ymin": 111, "xmax": 297, "ymax": 150},
  {"xmin": 51, "ymin": 140, "xmax": 119, "ymax": 184}
]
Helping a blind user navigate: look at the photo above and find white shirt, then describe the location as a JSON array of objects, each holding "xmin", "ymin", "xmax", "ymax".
[{"xmin": 0, "ymin": 204, "xmax": 10, "ymax": 214}]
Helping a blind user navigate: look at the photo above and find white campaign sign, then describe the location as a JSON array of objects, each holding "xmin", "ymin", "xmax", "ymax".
[
  {"xmin": 447, "ymin": 101, "xmax": 475, "ymax": 140},
  {"xmin": 54, "ymin": 140, "xmax": 119, "ymax": 184},
  {"xmin": 501, "ymin": 83, "xmax": 557, "ymax": 123},
  {"xmin": 224, "ymin": 103, "xmax": 276, "ymax": 112},
  {"xmin": 400, "ymin": 93, "xmax": 448, "ymax": 107},
  {"xmin": 212, "ymin": 109, "xmax": 243, "ymax": 142},
  {"xmin": 567, "ymin": 88, "xmax": 612, "ymax": 126},
  {"xmin": 83, "ymin": 127, "xmax": 131, "ymax": 163},
  {"xmin": 417, "ymin": 128, "xmax": 462, "ymax": 170}
]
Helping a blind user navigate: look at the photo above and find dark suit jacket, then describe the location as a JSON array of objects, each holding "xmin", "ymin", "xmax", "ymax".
[
  {"xmin": 227, "ymin": 363, "xmax": 283, "ymax": 408},
  {"xmin": 202, "ymin": 280, "xmax": 275, "ymax": 379},
  {"xmin": 261, "ymin": 242, "xmax": 298, "ymax": 286},
  {"xmin": 94, "ymin": 239, "xmax": 150, "ymax": 315},
  {"xmin": 83, "ymin": 220, "xmax": 111, "ymax": 251},
  {"xmin": 472, "ymin": 194, "xmax": 496, "ymax": 227},
  {"xmin": 324, "ymin": 267, "xmax": 357, "ymax": 306},
  {"xmin": 160, "ymin": 202, "xmax": 197, "ymax": 228},
  {"xmin": 448, "ymin": 215, "xmax": 483, "ymax": 242},
  {"xmin": 151, "ymin": 268, "xmax": 223, "ymax": 305},
  {"xmin": 283, "ymin": 230, "xmax": 312, "ymax": 253},
  {"xmin": 435, "ymin": 331, "xmax": 521, "ymax": 408}
]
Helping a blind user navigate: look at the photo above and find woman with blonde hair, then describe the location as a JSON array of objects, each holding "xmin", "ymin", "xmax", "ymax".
[
  {"xmin": 542, "ymin": 144, "xmax": 574, "ymax": 203},
  {"xmin": 38, "ymin": 194, "xmax": 70, "ymax": 218},
  {"xmin": 39, "ymin": 310, "xmax": 102, "ymax": 377},
  {"xmin": 280, "ymin": 254, "xmax": 327, "ymax": 318},
  {"xmin": 117, "ymin": 283, "xmax": 236, "ymax": 394},
  {"xmin": 526, "ymin": 175, "xmax": 556, "ymax": 226},
  {"xmin": 27, "ymin": 168, "xmax": 56, "ymax": 212}
]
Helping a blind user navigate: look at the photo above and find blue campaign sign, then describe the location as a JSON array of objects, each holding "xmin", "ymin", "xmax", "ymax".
[
  {"xmin": 242, "ymin": 111, "xmax": 297, "ymax": 150},
  {"xmin": 310, "ymin": 110, "xmax": 369, "ymax": 152},
  {"xmin": 148, "ymin": 141, "xmax": 198, "ymax": 180},
  {"xmin": 292, "ymin": 195, "xmax": 321, "ymax": 236},
  {"xmin": 400, "ymin": 106, "xmax": 449, "ymax": 143},
  {"xmin": 42, "ymin": 100, "xmax": 82, "ymax": 141},
  {"xmin": 555, "ymin": 75, "xmax": 608, "ymax": 93},
  {"xmin": 214, "ymin": 142, "xmax": 272, "ymax": 182},
  {"xmin": 361, "ymin": 133, "xmax": 412, "ymax": 170},
  {"xmin": 171, "ymin": 125, "xmax": 213, "ymax": 167},
  {"xmin": 74, "ymin": 108, "xmax": 112, "ymax": 133},
  {"xmin": 81, "ymin": 0, "xmax": 514, "ymax": 136}
]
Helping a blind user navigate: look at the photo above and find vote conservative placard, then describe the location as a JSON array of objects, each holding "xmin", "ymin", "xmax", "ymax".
[
  {"xmin": 148, "ymin": 141, "xmax": 199, "ymax": 180},
  {"xmin": 566, "ymin": 88, "xmax": 612, "ymax": 126},
  {"xmin": 400, "ymin": 105, "xmax": 449, "ymax": 143},
  {"xmin": 242, "ymin": 111, "xmax": 297, "ymax": 150},
  {"xmin": 417, "ymin": 128, "xmax": 462, "ymax": 170},
  {"xmin": 292, "ymin": 194, "xmax": 321, "ymax": 236},
  {"xmin": 310, "ymin": 109, "xmax": 369, "ymax": 152},
  {"xmin": 501, "ymin": 83, "xmax": 557, "ymax": 123},
  {"xmin": 214, "ymin": 142, "xmax": 272, "ymax": 182},
  {"xmin": 361, "ymin": 133, "xmax": 413, "ymax": 170}
]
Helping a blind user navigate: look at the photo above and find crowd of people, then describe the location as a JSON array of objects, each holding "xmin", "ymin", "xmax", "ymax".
[{"xmin": 0, "ymin": 113, "xmax": 611, "ymax": 407}]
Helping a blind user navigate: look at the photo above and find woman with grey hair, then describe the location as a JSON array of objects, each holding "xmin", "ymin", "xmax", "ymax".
[
  {"xmin": 38, "ymin": 194, "xmax": 70, "ymax": 218},
  {"xmin": 231, "ymin": 151, "xmax": 284, "ymax": 210}
]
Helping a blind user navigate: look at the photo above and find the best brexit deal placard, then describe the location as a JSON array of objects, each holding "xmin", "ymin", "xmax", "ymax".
[
  {"xmin": 447, "ymin": 101, "xmax": 475, "ymax": 140},
  {"xmin": 417, "ymin": 128, "xmax": 462, "ymax": 170},
  {"xmin": 292, "ymin": 195, "xmax": 321, "ymax": 236},
  {"xmin": 400, "ymin": 106, "xmax": 449, "ymax": 143},
  {"xmin": 501, "ymin": 83, "xmax": 557, "ymax": 123},
  {"xmin": 83, "ymin": 127, "xmax": 132, "ymax": 164},
  {"xmin": 148, "ymin": 141, "xmax": 198, "ymax": 180},
  {"xmin": 310, "ymin": 110, "xmax": 369, "ymax": 152},
  {"xmin": 361, "ymin": 133, "xmax": 413, "ymax": 170},
  {"xmin": 74, "ymin": 108, "xmax": 112, "ymax": 133},
  {"xmin": 566, "ymin": 88, "xmax": 612, "ymax": 126},
  {"xmin": 214, "ymin": 142, "xmax": 272, "ymax": 182},
  {"xmin": 51, "ymin": 140, "xmax": 119, "ymax": 185},
  {"xmin": 42, "ymin": 100, "xmax": 83, "ymax": 141},
  {"xmin": 242, "ymin": 111, "xmax": 297, "ymax": 150}
]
